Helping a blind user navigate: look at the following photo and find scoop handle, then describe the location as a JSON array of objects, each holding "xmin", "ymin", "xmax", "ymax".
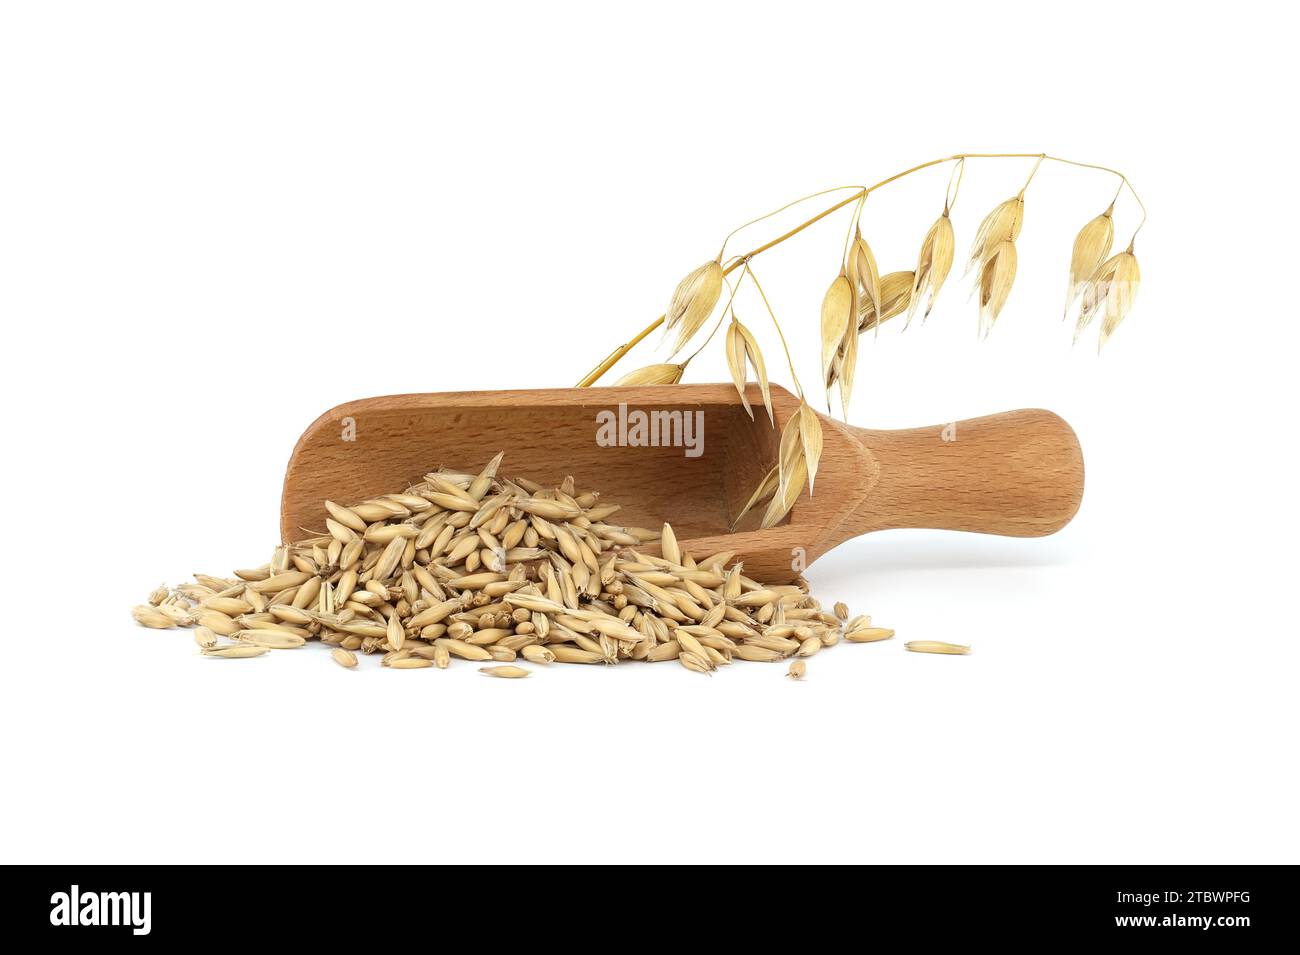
[{"xmin": 842, "ymin": 409, "xmax": 1084, "ymax": 539}]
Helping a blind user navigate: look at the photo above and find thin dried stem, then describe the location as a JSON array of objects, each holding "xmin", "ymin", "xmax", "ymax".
[
  {"xmin": 719, "ymin": 185, "xmax": 864, "ymax": 262},
  {"xmin": 1044, "ymin": 153, "xmax": 1147, "ymax": 243},
  {"xmin": 1017, "ymin": 154, "xmax": 1046, "ymax": 196},
  {"xmin": 943, "ymin": 158, "xmax": 965, "ymax": 214},
  {"xmin": 739, "ymin": 190, "xmax": 867, "ymax": 260},
  {"xmin": 578, "ymin": 319, "xmax": 665, "ymax": 387}
]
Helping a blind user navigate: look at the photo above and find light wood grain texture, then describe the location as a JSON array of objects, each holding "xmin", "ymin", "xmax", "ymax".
[{"xmin": 282, "ymin": 384, "xmax": 1083, "ymax": 582}]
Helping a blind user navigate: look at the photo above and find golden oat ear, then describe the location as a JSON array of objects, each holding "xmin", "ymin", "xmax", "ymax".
[
  {"xmin": 978, "ymin": 240, "xmax": 1018, "ymax": 339},
  {"xmin": 761, "ymin": 404, "xmax": 814, "ymax": 529},
  {"xmin": 1098, "ymin": 247, "xmax": 1140, "ymax": 352},
  {"xmin": 861, "ymin": 271, "xmax": 915, "ymax": 333},
  {"xmin": 856, "ymin": 234, "xmax": 881, "ymax": 340},
  {"xmin": 760, "ymin": 454, "xmax": 805, "ymax": 530},
  {"xmin": 725, "ymin": 320, "xmax": 753, "ymax": 419},
  {"xmin": 730, "ymin": 464, "xmax": 778, "ymax": 530},
  {"xmin": 799, "ymin": 403, "xmax": 823, "ymax": 495},
  {"xmin": 908, "ymin": 212, "xmax": 954, "ymax": 327},
  {"xmin": 664, "ymin": 260, "xmax": 723, "ymax": 356},
  {"xmin": 734, "ymin": 320, "xmax": 774, "ymax": 426},
  {"xmin": 1073, "ymin": 252, "xmax": 1124, "ymax": 345},
  {"xmin": 1064, "ymin": 205, "xmax": 1114, "ymax": 319},
  {"xmin": 819, "ymin": 271, "xmax": 853, "ymax": 396},
  {"xmin": 966, "ymin": 195, "xmax": 1024, "ymax": 277}
]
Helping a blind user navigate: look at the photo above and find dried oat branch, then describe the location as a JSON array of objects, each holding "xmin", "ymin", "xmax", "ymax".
[{"xmin": 577, "ymin": 151, "xmax": 1145, "ymax": 388}]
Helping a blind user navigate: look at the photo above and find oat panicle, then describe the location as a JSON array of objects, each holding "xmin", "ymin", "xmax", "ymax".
[
  {"xmin": 665, "ymin": 260, "xmax": 724, "ymax": 356},
  {"xmin": 579, "ymin": 152, "xmax": 1143, "ymax": 411}
]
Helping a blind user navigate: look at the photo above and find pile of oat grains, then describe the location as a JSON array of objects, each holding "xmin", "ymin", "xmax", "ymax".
[{"xmin": 133, "ymin": 453, "xmax": 965, "ymax": 677}]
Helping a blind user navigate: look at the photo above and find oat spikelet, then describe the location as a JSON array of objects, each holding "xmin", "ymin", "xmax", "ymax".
[
  {"xmin": 774, "ymin": 408, "xmax": 803, "ymax": 499},
  {"xmin": 1092, "ymin": 248, "xmax": 1133, "ymax": 348},
  {"xmin": 836, "ymin": 317, "xmax": 858, "ymax": 413},
  {"xmin": 754, "ymin": 407, "xmax": 811, "ymax": 535},
  {"xmin": 1098, "ymin": 249, "xmax": 1140, "ymax": 352},
  {"xmin": 966, "ymin": 195, "xmax": 1024, "ymax": 276},
  {"xmin": 761, "ymin": 409, "xmax": 810, "ymax": 529},
  {"xmin": 848, "ymin": 230, "xmax": 880, "ymax": 338},
  {"xmin": 907, "ymin": 212, "xmax": 955, "ymax": 326},
  {"xmin": 724, "ymin": 319, "xmax": 774, "ymax": 425},
  {"xmin": 860, "ymin": 271, "xmax": 915, "ymax": 332},
  {"xmin": 819, "ymin": 272, "xmax": 853, "ymax": 393},
  {"xmin": 761, "ymin": 450, "xmax": 806, "ymax": 530},
  {"xmin": 798, "ymin": 402, "xmax": 823, "ymax": 495},
  {"xmin": 731, "ymin": 464, "xmax": 778, "ymax": 530},
  {"xmin": 978, "ymin": 240, "xmax": 1018, "ymax": 338},
  {"xmin": 738, "ymin": 320, "xmax": 773, "ymax": 425},
  {"xmin": 614, "ymin": 363, "xmax": 686, "ymax": 386},
  {"xmin": 725, "ymin": 320, "xmax": 751, "ymax": 419},
  {"xmin": 1074, "ymin": 248, "xmax": 1140, "ymax": 350},
  {"xmin": 665, "ymin": 260, "xmax": 723, "ymax": 355},
  {"xmin": 1064, "ymin": 205, "xmax": 1114, "ymax": 318}
]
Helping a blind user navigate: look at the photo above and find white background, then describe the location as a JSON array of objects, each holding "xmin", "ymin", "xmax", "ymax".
[{"xmin": 1, "ymin": 1, "xmax": 1296, "ymax": 864}]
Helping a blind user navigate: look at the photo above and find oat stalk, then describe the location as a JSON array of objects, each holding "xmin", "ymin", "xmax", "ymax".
[{"xmin": 577, "ymin": 152, "xmax": 1145, "ymax": 388}]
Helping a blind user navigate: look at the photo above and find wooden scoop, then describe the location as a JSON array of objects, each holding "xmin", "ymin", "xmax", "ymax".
[{"xmin": 282, "ymin": 383, "xmax": 1083, "ymax": 582}]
